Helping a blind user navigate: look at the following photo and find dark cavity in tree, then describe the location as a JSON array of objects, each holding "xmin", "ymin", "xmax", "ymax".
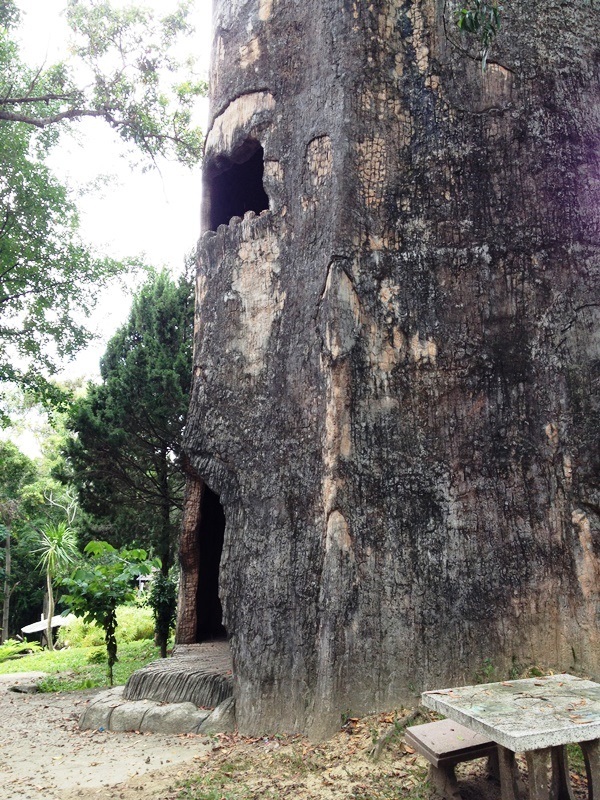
[
  {"xmin": 208, "ymin": 140, "xmax": 269, "ymax": 229},
  {"xmin": 196, "ymin": 486, "xmax": 227, "ymax": 641}
]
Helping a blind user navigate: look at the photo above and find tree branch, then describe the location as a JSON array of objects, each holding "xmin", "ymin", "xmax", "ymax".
[
  {"xmin": 0, "ymin": 105, "xmax": 120, "ymax": 127},
  {"xmin": 0, "ymin": 93, "xmax": 77, "ymax": 106}
]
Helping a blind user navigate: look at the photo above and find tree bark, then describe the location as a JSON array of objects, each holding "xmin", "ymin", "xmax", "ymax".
[
  {"xmin": 45, "ymin": 570, "xmax": 54, "ymax": 651},
  {"xmin": 175, "ymin": 466, "xmax": 204, "ymax": 645},
  {"xmin": 183, "ymin": 0, "xmax": 600, "ymax": 737},
  {"xmin": 1, "ymin": 526, "xmax": 11, "ymax": 644}
]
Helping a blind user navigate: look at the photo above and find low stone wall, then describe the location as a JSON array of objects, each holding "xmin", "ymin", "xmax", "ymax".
[{"xmin": 79, "ymin": 687, "xmax": 236, "ymax": 734}]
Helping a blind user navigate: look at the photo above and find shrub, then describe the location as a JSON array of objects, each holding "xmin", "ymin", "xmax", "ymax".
[
  {"xmin": 0, "ymin": 638, "xmax": 42, "ymax": 663},
  {"xmin": 56, "ymin": 604, "xmax": 154, "ymax": 648},
  {"xmin": 115, "ymin": 604, "xmax": 154, "ymax": 642}
]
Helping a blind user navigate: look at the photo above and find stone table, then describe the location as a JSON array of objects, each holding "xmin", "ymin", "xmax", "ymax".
[{"xmin": 422, "ymin": 674, "xmax": 600, "ymax": 800}]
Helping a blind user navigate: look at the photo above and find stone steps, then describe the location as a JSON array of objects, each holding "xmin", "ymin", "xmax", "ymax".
[
  {"xmin": 124, "ymin": 641, "xmax": 233, "ymax": 707},
  {"xmin": 79, "ymin": 686, "xmax": 236, "ymax": 734},
  {"xmin": 79, "ymin": 641, "xmax": 235, "ymax": 734}
]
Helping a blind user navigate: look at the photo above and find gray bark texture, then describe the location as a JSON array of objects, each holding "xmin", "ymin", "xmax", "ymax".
[
  {"xmin": 1, "ymin": 527, "xmax": 10, "ymax": 643},
  {"xmin": 181, "ymin": 0, "xmax": 600, "ymax": 739}
]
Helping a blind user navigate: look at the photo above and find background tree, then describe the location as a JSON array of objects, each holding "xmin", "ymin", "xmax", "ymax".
[
  {"xmin": 35, "ymin": 516, "xmax": 78, "ymax": 650},
  {"xmin": 0, "ymin": 109, "xmax": 125, "ymax": 409},
  {"xmin": 0, "ymin": 0, "xmax": 205, "ymax": 162},
  {"xmin": 0, "ymin": 441, "xmax": 38, "ymax": 641},
  {"xmin": 0, "ymin": 422, "xmax": 85, "ymax": 638},
  {"xmin": 62, "ymin": 269, "xmax": 194, "ymax": 573},
  {"xmin": 147, "ymin": 571, "xmax": 177, "ymax": 658},
  {"xmin": 0, "ymin": 0, "xmax": 205, "ymax": 411}
]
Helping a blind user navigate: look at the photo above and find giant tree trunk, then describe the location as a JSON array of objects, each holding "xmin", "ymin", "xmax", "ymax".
[{"xmin": 181, "ymin": 0, "xmax": 600, "ymax": 738}]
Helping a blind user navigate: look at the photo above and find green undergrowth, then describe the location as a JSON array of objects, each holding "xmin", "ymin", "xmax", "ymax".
[
  {"xmin": 56, "ymin": 604, "xmax": 154, "ymax": 648},
  {"xmin": 0, "ymin": 638, "xmax": 42, "ymax": 663},
  {"xmin": 0, "ymin": 638, "xmax": 160, "ymax": 691}
]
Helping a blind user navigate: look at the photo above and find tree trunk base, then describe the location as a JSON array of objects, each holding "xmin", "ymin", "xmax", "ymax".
[{"xmin": 123, "ymin": 641, "xmax": 233, "ymax": 708}]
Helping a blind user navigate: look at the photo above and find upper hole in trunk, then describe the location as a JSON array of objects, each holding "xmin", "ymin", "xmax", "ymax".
[{"xmin": 208, "ymin": 141, "xmax": 269, "ymax": 229}]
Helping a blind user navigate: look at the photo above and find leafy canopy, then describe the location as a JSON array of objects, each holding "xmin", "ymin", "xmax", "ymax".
[
  {"xmin": 0, "ymin": 440, "xmax": 37, "ymax": 511},
  {"xmin": 455, "ymin": 1, "xmax": 502, "ymax": 72},
  {"xmin": 0, "ymin": 113, "xmax": 126, "ymax": 403},
  {"xmin": 0, "ymin": 0, "xmax": 205, "ymax": 410},
  {"xmin": 62, "ymin": 268, "xmax": 194, "ymax": 572},
  {"xmin": 0, "ymin": 0, "xmax": 206, "ymax": 164}
]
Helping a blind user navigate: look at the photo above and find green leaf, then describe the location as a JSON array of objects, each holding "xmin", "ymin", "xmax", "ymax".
[
  {"xmin": 84, "ymin": 540, "xmax": 115, "ymax": 556},
  {"xmin": 454, "ymin": 1, "xmax": 503, "ymax": 72}
]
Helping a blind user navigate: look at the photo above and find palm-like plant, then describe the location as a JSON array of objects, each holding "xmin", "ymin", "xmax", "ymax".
[{"xmin": 35, "ymin": 521, "xmax": 78, "ymax": 650}]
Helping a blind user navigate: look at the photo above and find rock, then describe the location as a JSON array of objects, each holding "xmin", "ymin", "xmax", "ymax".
[
  {"xmin": 88, "ymin": 686, "xmax": 125, "ymax": 705},
  {"xmin": 79, "ymin": 686, "xmax": 125, "ymax": 730},
  {"xmin": 139, "ymin": 702, "xmax": 210, "ymax": 735},
  {"xmin": 79, "ymin": 687, "xmax": 212, "ymax": 734},
  {"xmin": 197, "ymin": 697, "xmax": 236, "ymax": 734},
  {"xmin": 79, "ymin": 700, "xmax": 113, "ymax": 731},
  {"xmin": 110, "ymin": 700, "xmax": 157, "ymax": 732},
  {"xmin": 78, "ymin": 684, "xmax": 219, "ymax": 734},
  {"xmin": 8, "ymin": 683, "xmax": 39, "ymax": 694}
]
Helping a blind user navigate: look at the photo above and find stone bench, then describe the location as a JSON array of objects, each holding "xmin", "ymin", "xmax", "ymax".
[{"xmin": 405, "ymin": 718, "xmax": 499, "ymax": 799}]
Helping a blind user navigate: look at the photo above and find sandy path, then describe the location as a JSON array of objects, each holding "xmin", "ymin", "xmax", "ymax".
[{"xmin": 0, "ymin": 674, "xmax": 212, "ymax": 800}]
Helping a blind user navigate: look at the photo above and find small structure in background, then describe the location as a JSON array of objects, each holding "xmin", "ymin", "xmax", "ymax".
[{"xmin": 21, "ymin": 614, "xmax": 76, "ymax": 648}]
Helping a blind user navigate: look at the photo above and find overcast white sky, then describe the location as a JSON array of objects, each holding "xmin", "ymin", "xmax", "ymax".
[{"xmin": 16, "ymin": 0, "xmax": 212, "ymax": 381}]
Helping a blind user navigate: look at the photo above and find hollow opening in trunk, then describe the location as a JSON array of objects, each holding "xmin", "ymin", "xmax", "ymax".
[
  {"xmin": 208, "ymin": 141, "xmax": 269, "ymax": 229},
  {"xmin": 196, "ymin": 486, "xmax": 227, "ymax": 641}
]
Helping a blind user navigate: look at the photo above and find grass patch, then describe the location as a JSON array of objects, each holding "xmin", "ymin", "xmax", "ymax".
[
  {"xmin": 0, "ymin": 638, "xmax": 160, "ymax": 691},
  {"xmin": 567, "ymin": 743, "xmax": 586, "ymax": 773},
  {"xmin": 178, "ymin": 759, "xmax": 254, "ymax": 800}
]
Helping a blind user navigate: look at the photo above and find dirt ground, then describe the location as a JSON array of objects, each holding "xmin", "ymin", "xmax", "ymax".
[
  {"xmin": 0, "ymin": 672, "xmax": 438, "ymax": 800},
  {"xmin": 0, "ymin": 673, "xmax": 213, "ymax": 800},
  {"xmin": 0, "ymin": 673, "xmax": 591, "ymax": 800}
]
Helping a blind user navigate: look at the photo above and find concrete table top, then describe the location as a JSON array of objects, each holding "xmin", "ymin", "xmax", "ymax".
[{"xmin": 422, "ymin": 674, "xmax": 600, "ymax": 752}]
